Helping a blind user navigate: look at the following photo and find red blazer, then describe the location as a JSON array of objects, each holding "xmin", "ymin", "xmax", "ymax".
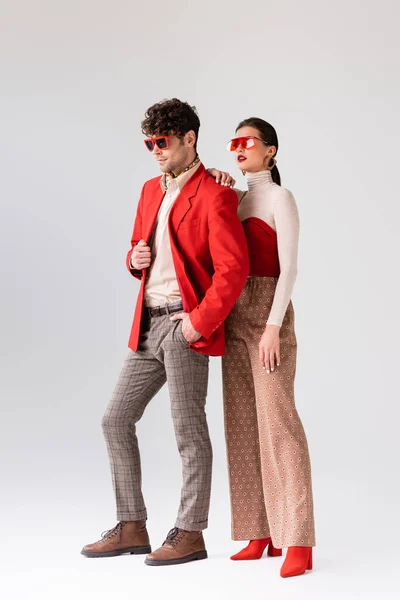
[{"xmin": 126, "ymin": 164, "xmax": 249, "ymax": 356}]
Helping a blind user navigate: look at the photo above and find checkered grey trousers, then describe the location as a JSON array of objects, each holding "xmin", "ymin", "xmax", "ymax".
[{"xmin": 102, "ymin": 309, "xmax": 211, "ymax": 531}]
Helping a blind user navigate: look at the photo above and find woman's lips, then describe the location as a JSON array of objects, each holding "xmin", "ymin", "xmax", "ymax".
[{"xmin": 237, "ymin": 156, "xmax": 247, "ymax": 163}]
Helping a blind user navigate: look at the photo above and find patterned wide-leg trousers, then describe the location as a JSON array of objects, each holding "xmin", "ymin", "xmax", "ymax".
[
  {"xmin": 222, "ymin": 277, "xmax": 316, "ymax": 548},
  {"xmin": 102, "ymin": 310, "xmax": 211, "ymax": 531}
]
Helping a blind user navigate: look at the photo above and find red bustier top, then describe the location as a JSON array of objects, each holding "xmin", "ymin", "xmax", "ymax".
[{"xmin": 242, "ymin": 217, "xmax": 280, "ymax": 277}]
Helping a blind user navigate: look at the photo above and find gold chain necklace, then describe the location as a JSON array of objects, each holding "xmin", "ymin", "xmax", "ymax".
[{"xmin": 166, "ymin": 155, "xmax": 200, "ymax": 180}]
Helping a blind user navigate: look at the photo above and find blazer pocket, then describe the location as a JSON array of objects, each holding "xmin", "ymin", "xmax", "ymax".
[{"xmin": 178, "ymin": 217, "xmax": 200, "ymax": 231}]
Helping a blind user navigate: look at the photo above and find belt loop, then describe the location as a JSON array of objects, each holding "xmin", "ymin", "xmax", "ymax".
[{"xmin": 165, "ymin": 304, "xmax": 170, "ymax": 315}]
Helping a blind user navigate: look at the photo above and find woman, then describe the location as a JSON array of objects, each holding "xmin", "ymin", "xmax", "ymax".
[{"xmin": 209, "ymin": 118, "xmax": 316, "ymax": 578}]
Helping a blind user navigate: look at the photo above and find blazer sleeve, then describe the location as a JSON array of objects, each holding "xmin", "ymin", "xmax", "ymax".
[
  {"xmin": 189, "ymin": 187, "xmax": 249, "ymax": 339},
  {"xmin": 126, "ymin": 185, "xmax": 145, "ymax": 280}
]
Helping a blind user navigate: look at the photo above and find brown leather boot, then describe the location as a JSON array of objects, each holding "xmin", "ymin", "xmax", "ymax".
[
  {"xmin": 81, "ymin": 520, "xmax": 151, "ymax": 557},
  {"xmin": 145, "ymin": 527, "xmax": 207, "ymax": 566}
]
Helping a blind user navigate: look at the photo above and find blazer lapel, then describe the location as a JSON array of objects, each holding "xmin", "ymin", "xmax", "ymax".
[
  {"xmin": 169, "ymin": 164, "xmax": 205, "ymax": 231},
  {"xmin": 143, "ymin": 178, "xmax": 164, "ymax": 243}
]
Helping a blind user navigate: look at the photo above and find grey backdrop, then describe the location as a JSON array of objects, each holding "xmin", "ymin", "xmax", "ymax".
[{"xmin": 1, "ymin": 1, "xmax": 399, "ymax": 599}]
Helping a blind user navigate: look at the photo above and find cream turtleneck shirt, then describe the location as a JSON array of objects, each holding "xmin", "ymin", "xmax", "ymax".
[{"xmin": 235, "ymin": 170, "xmax": 300, "ymax": 327}]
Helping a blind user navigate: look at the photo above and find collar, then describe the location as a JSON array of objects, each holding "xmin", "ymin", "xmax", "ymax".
[
  {"xmin": 247, "ymin": 169, "xmax": 274, "ymax": 191},
  {"xmin": 160, "ymin": 155, "xmax": 201, "ymax": 192}
]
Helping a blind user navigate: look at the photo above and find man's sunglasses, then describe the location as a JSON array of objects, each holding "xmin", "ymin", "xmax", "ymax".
[
  {"xmin": 144, "ymin": 136, "xmax": 170, "ymax": 151},
  {"xmin": 227, "ymin": 136, "xmax": 267, "ymax": 151}
]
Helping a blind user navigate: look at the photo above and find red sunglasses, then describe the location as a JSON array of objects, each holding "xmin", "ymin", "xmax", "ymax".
[
  {"xmin": 144, "ymin": 136, "xmax": 170, "ymax": 151},
  {"xmin": 144, "ymin": 132, "xmax": 184, "ymax": 152},
  {"xmin": 227, "ymin": 136, "xmax": 267, "ymax": 151}
]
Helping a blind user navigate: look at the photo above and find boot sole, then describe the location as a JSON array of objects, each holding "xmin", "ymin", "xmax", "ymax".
[
  {"xmin": 145, "ymin": 550, "xmax": 208, "ymax": 566},
  {"xmin": 81, "ymin": 545, "xmax": 151, "ymax": 558}
]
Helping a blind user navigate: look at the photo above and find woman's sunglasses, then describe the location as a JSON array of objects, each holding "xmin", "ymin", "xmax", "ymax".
[
  {"xmin": 227, "ymin": 136, "xmax": 267, "ymax": 151},
  {"xmin": 144, "ymin": 136, "xmax": 170, "ymax": 151}
]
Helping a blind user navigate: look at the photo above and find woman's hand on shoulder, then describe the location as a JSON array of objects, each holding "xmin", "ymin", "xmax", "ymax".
[
  {"xmin": 207, "ymin": 168, "xmax": 236, "ymax": 188},
  {"xmin": 259, "ymin": 324, "xmax": 281, "ymax": 373}
]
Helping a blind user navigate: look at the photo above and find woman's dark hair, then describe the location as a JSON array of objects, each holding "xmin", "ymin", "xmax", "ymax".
[
  {"xmin": 236, "ymin": 117, "xmax": 281, "ymax": 185},
  {"xmin": 141, "ymin": 98, "xmax": 200, "ymax": 150}
]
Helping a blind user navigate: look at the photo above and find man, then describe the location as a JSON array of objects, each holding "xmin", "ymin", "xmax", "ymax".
[{"xmin": 81, "ymin": 98, "xmax": 249, "ymax": 566}]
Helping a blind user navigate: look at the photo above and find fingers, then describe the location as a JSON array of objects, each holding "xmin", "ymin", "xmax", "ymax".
[
  {"xmin": 134, "ymin": 258, "xmax": 151, "ymax": 268},
  {"xmin": 269, "ymin": 351, "xmax": 275, "ymax": 372},
  {"xmin": 132, "ymin": 242, "xmax": 151, "ymax": 269},
  {"xmin": 276, "ymin": 347, "xmax": 281, "ymax": 367},
  {"xmin": 136, "ymin": 240, "xmax": 150, "ymax": 255},
  {"xmin": 259, "ymin": 328, "xmax": 280, "ymax": 374},
  {"xmin": 206, "ymin": 168, "xmax": 218, "ymax": 180},
  {"xmin": 259, "ymin": 340, "xmax": 271, "ymax": 372},
  {"xmin": 135, "ymin": 248, "xmax": 151, "ymax": 259},
  {"xmin": 219, "ymin": 172, "xmax": 229, "ymax": 186},
  {"xmin": 133, "ymin": 253, "xmax": 151, "ymax": 266},
  {"xmin": 212, "ymin": 169, "xmax": 222, "ymax": 183},
  {"xmin": 214, "ymin": 171, "xmax": 235, "ymax": 188},
  {"xmin": 169, "ymin": 312, "xmax": 186, "ymax": 321},
  {"xmin": 259, "ymin": 346, "xmax": 280, "ymax": 374},
  {"xmin": 220, "ymin": 172, "xmax": 235, "ymax": 188}
]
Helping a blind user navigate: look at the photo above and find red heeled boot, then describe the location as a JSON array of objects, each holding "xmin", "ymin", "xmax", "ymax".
[
  {"xmin": 230, "ymin": 537, "xmax": 282, "ymax": 560},
  {"xmin": 280, "ymin": 546, "xmax": 313, "ymax": 577}
]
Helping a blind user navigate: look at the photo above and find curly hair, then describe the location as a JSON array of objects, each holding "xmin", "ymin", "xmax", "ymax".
[{"xmin": 141, "ymin": 98, "xmax": 200, "ymax": 149}]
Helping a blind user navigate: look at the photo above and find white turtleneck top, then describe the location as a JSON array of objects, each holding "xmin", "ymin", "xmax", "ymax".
[{"xmin": 235, "ymin": 170, "xmax": 300, "ymax": 327}]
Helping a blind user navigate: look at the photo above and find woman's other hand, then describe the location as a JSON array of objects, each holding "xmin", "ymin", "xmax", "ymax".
[
  {"xmin": 207, "ymin": 168, "xmax": 236, "ymax": 188},
  {"xmin": 259, "ymin": 325, "xmax": 281, "ymax": 373}
]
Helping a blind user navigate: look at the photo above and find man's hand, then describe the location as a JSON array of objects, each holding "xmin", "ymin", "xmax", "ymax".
[
  {"xmin": 259, "ymin": 324, "xmax": 281, "ymax": 374},
  {"xmin": 131, "ymin": 239, "xmax": 151, "ymax": 270},
  {"xmin": 170, "ymin": 312, "xmax": 202, "ymax": 343}
]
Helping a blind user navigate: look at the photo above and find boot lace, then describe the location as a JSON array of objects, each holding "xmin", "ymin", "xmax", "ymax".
[
  {"xmin": 163, "ymin": 527, "xmax": 185, "ymax": 547},
  {"xmin": 101, "ymin": 521, "xmax": 124, "ymax": 540}
]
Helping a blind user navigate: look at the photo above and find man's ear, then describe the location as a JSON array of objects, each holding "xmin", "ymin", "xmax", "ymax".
[{"xmin": 185, "ymin": 130, "xmax": 197, "ymax": 148}]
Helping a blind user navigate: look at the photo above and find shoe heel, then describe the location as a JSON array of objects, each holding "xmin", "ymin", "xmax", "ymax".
[
  {"xmin": 267, "ymin": 541, "xmax": 282, "ymax": 557},
  {"xmin": 307, "ymin": 548, "xmax": 313, "ymax": 570}
]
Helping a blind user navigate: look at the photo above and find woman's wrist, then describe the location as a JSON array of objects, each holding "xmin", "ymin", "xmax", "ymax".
[{"xmin": 266, "ymin": 323, "xmax": 281, "ymax": 331}]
